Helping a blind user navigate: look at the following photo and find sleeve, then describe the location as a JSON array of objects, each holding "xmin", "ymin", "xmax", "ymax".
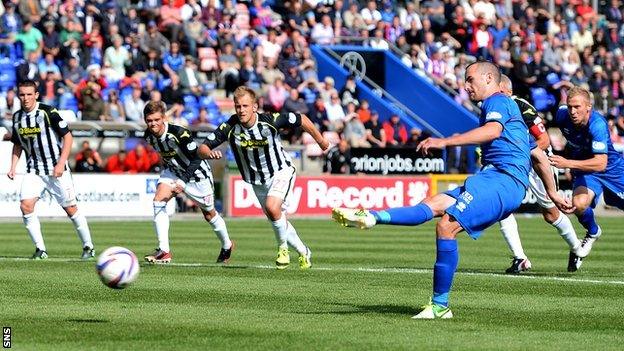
[
  {"xmin": 176, "ymin": 127, "xmax": 199, "ymax": 158},
  {"xmin": 48, "ymin": 108, "xmax": 70, "ymax": 137},
  {"xmin": 482, "ymin": 98, "xmax": 510, "ymax": 126},
  {"xmin": 10, "ymin": 116, "xmax": 19, "ymax": 144},
  {"xmin": 589, "ymin": 119, "xmax": 609, "ymax": 155},
  {"xmin": 271, "ymin": 112, "xmax": 302, "ymax": 129},
  {"xmin": 528, "ymin": 116, "xmax": 546, "ymax": 139},
  {"xmin": 203, "ymin": 115, "xmax": 235, "ymax": 148}
]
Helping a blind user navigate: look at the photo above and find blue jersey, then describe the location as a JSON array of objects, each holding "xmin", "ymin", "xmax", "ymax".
[
  {"xmin": 479, "ymin": 93, "xmax": 531, "ymax": 187},
  {"xmin": 555, "ymin": 107, "xmax": 624, "ymax": 176}
]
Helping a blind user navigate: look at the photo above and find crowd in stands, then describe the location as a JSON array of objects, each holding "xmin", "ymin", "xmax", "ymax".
[{"xmin": 1, "ymin": 0, "xmax": 624, "ymax": 177}]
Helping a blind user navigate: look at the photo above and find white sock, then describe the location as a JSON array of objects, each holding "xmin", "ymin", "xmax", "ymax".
[
  {"xmin": 551, "ymin": 212, "xmax": 580, "ymax": 250},
  {"xmin": 70, "ymin": 211, "xmax": 93, "ymax": 249},
  {"xmin": 153, "ymin": 201, "xmax": 170, "ymax": 252},
  {"xmin": 271, "ymin": 214, "xmax": 289, "ymax": 249},
  {"xmin": 285, "ymin": 221, "xmax": 307, "ymax": 255},
  {"xmin": 23, "ymin": 212, "xmax": 46, "ymax": 251},
  {"xmin": 499, "ymin": 214, "xmax": 527, "ymax": 260},
  {"xmin": 209, "ymin": 213, "xmax": 232, "ymax": 249}
]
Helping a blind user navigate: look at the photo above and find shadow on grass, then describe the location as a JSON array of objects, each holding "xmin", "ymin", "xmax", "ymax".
[
  {"xmin": 302, "ymin": 303, "xmax": 415, "ymax": 316},
  {"xmin": 65, "ymin": 318, "xmax": 109, "ymax": 323}
]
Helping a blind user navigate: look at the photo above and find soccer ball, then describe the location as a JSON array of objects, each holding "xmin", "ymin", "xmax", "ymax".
[{"xmin": 96, "ymin": 247, "xmax": 140, "ymax": 289}]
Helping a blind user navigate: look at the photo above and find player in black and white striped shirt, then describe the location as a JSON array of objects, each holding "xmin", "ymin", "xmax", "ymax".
[
  {"xmin": 498, "ymin": 75, "xmax": 580, "ymax": 273},
  {"xmin": 7, "ymin": 80, "xmax": 94, "ymax": 260},
  {"xmin": 199, "ymin": 86, "xmax": 330, "ymax": 269},
  {"xmin": 142, "ymin": 101, "xmax": 233, "ymax": 264}
]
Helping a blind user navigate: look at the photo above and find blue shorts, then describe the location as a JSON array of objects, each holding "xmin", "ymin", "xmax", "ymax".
[
  {"xmin": 574, "ymin": 172, "xmax": 624, "ymax": 209},
  {"xmin": 444, "ymin": 167, "xmax": 527, "ymax": 239}
]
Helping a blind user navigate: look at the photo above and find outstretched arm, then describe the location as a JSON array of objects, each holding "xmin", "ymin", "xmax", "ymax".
[
  {"xmin": 417, "ymin": 122, "xmax": 502, "ymax": 155},
  {"xmin": 549, "ymin": 154, "xmax": 607, "ymax": 173},
  {"xmin": 301, "ymin": 114, "xmax": 330, "ymax": 151},
  {"xmin": 531, "ymin": 148, "xmax": 574, "ymax": 213}
]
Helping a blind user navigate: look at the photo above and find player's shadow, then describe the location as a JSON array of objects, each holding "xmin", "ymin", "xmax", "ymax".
[
  {"xmin": 303, "ymin": 302, "xmax": 414, "ymax": 316},
  {"xmin": 65, "ymin": 318, "xmax": 109, "ymax": 323}
]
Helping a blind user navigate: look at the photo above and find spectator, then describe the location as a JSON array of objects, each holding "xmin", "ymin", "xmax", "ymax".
[
  {"xmin": 267, "ymin": 77, "xmax": 289, "ymax": 111},
  {"xmin": 180, "ymin": 56, "xmax": 208, "ymax": 96},
  {"xmin": 105, "ymin": 90, "xmax": 126, "ymax": 122},
  {"xmin": 284, "ymin": 64, "xmax": 303, "ymax": 90},
  {"xmin": 75, "ymin": 141, "xmax": 103, "ymax": 165},
  {"xmin": 160, "ymin": 0, "xmax": 184, "ymax": 41},
  {"xmin": 261, "ymin": 57, "xmax": 285, "ymax": 87},
  {"xmin": 103, "ymin": 34, "xmax": 130, "ymax": 82},
  {"xmin": 217, "ymin": 43, "xmax": 240, "ymax": 96},
  {"xmin": 283, "ymin": 89, "xmax": 309, "ymax": 115},
  {"xmin": 124, "ymin": 86, "xmax": 145, "ymax": 122},
  {"xmin": 140, "ymin": 20, "xmax": 170, "ymax": 56},
  {"xmin": 364, "ymin": 110, "xmax": 386, "ymax": 148},
  {"xmin": 106, "ymin": 150, "xmax": 129, "ymax": 173},
  {"xmin": 326, "ymin": 93, "xmax": 346, "ymax": 131},
  {"xmin": 143, "ymin": 48, "xmax": 164, "ymax": 83},
  {"xmin": 42, "ymin": 20, "xmax": 60, "ymax": 57},
  {"xmin": 239, "ymin": 55, "xmax": 264, "ymax": 90},
  {"xmin": 308, "ymin": 96, "xmax": 330, "ymax": 132},
  {"xmin": 184, "ymin": 11, "xmax": 208, "ymax": 57},
  {"xmin": 125, "ymin": 144, "xmax": 153, "ymax": 173},
  {"xmin": 340, "ymin": 76, "xmax": 359, "ymax": 107},
  {"xmin": 383, "ymin": 114, "xmax": 408, "ymax": 147},
  {"xmin": 319, "ymin": 76, "xmax": 339, "ymax": 104},
  {"xmin": 324, "ymin": 139, "xmax": 352, "ymax": 174},
  {"xmin": 18, "ymin": 3, "xmax": 42, "ymax": 27},
  {"xmin": 162, "ymin": 42, "xmax": 184, "ymax": 79},
  {"xmin": 75, "ymin": 148, "xmax": 103, "ymax": 173},
  {"xmin": 75, "ymin": 64, "xmax": 108, "ymax": 109},
  {"xmin": 80, "ymin": 84, "xmax": 106, "ymax": 121},
  {"xmin": 38, "ymin": 71, "xmax": 62, "ymax": 106},
  {"xmin": 161, "ymin": 74, "xmax": 184, "ymax": 108},
  {"xmin": 0, "ymin": 89, "xmax": 20, "ymax": 131},
  {"xmin": 311, "ymin": 14, "xmax": 335, "ymax": 45},
  {"xmin": 405, "ymin": 127, "xmax": 429, "ymax": 147},
  {"xmin": 343, "ymin": 103, "xmax": 371, "ymax": 148}
]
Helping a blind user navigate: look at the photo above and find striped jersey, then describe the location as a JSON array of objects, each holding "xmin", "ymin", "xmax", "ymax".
[
  {"xmin": 204, "ymin": 112, "xmax": 299, "ymax": 185},
  {"xmin": 144, "ymin": 123, "xmax": 212, "ymax": 182},
  {"xmin": 10, "ymin": 102, "xmax": 70, "ymax": 175}
]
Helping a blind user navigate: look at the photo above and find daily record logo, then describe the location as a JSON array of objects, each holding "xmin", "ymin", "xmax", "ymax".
[{"xmin": 351, "ymin": 154, "xmax": 445, "ymax": 175}]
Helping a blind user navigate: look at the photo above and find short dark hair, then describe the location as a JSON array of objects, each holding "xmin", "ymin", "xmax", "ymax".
[
  {"xmin": 18, "ymin": 80, "xmax": 38, "ymax": 90},
  {"xmin": 143, "ymin": 100, "xmax": 167, "ymax": 117}
]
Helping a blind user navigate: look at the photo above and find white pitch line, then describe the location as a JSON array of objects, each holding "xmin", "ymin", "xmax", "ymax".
[{"xmin": 2, "ymin": 256, "xmax": 623, "ymax": 286}]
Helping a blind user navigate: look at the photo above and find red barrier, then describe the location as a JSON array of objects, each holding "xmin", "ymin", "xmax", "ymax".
[{"xmin": 227, "ymin": 175, "xmax": 432, "ymax": 217}]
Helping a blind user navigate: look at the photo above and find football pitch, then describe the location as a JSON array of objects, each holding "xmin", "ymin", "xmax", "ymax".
[{"xmin": 1, "ymin": 217, "xmax": 623, "ymax": 350}]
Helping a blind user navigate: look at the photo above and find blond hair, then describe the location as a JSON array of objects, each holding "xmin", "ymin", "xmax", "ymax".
[
  {"xmin": 233, "ymin": 86, "xmax": 257, "ymax": 103},
  {"xmin": 567, "ymin": 86, "xmax": 591, "ymax": 104}
]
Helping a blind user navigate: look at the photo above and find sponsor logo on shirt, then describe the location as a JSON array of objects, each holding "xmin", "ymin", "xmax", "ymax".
[{"xmin": 486, "ymin": 111, "xmax": 502, "ymax": 120}]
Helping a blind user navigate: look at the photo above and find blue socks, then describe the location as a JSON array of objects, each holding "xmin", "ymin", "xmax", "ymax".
[
  {"xmin": 578, "ymin": 208, "xmax": 599, "ymax": 236},
  {"xmin": 370, "ymin": 204, "xmax": 434, "ymax": 226},
  {"xmin": 432, "ymin": 238, "xmax": 459, "ymax": 307}
]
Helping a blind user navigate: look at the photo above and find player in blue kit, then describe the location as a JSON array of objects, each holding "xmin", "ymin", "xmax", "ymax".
[
  {"xmin": 549, "ymin": 86, "xmax": 624, "ymax": 262},
  {"xmin": 333, "ymin": 61, "xmax": 531, "ymax": 319}
]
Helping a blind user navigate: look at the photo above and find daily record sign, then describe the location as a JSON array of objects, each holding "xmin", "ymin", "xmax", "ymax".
[
  {"xmin": 228, "ymin": 175, "xmax": 432, "ymax": 217},
  {"xmin": 0, "ymin": 174, "xmax": 173, "ymax": 217}
]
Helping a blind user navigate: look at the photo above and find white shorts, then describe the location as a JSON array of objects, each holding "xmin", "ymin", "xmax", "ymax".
[
  {"xmin": 158, "ymin": 169, "xmax": 215, "ymax": 211},
  {"xmin": 528, "ymin": 167, "xmax": 556, "ymax": 209},
  {"xmin": 252, "ymin": 166, "xmax": 296, "ymax": 213},
  {"xmin": 20, "ymin": 171, "xmax": 77, "ymax": 208}
]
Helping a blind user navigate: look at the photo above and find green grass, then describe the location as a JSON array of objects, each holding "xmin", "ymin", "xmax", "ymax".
[{"xmin": 1, "ymin": 217, "xmax": 623, "ymax": 350}]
